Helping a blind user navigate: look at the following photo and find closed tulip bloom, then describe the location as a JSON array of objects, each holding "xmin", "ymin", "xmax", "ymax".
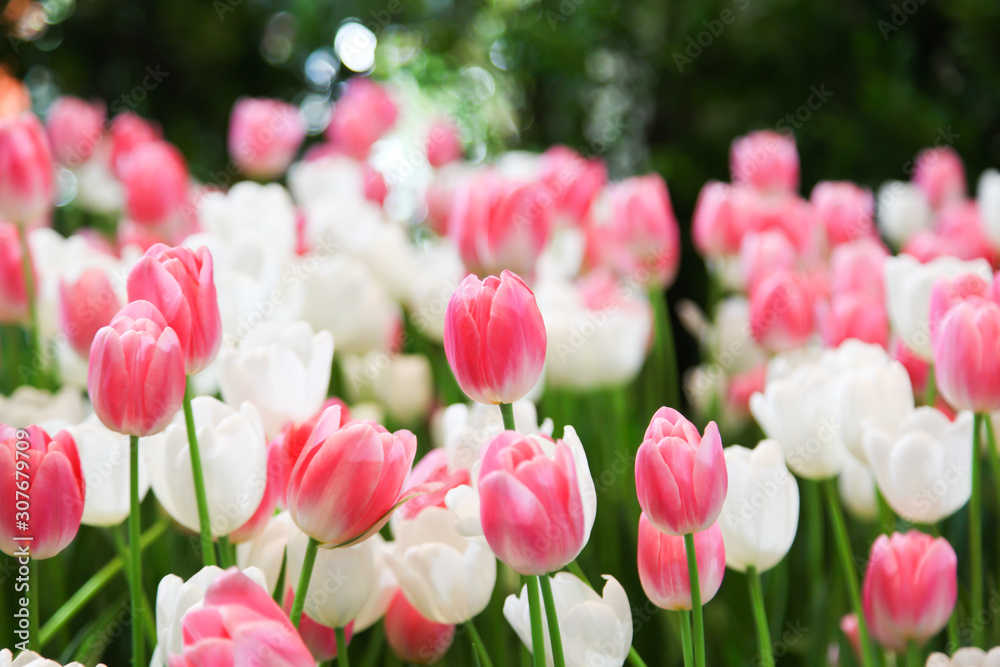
[
  {"xmin": 504, "ymin": 573, "xmax": 633, "ymax": 667},
  {"xmin": 928, "ymin": 273, "xmax": 991, "ymax": 341},
  {"xmin": 108, "ymin": 112, "xmax": 160, "ymax": 177},
  {"xmin": 830, "ymin": 238, "xmax": 889, "ymax": 300},
  {"xmin": 0, "ymin": 222, "xmax": 30, "ymax": 323},
  {"xmin": 862, "ymin": 531, "xmax": 957, "ymax": 652},
  {"xmin": 0, "ymin": 112, "xmax": 54, "ymax": 226},
  {"xmin": 637, "ymin": 516, "xmax": 725, "ymax": 610},
  {"xmin": 87, "ymin": 300, "xmax": 186, "ymax": 437},
  {"xmin": 913, "ymin": 146, "xmax": 966, "ymax": 210},
  {"xmin": 818, "ymin": 291, "xmax": 890, "ymax": 349},
  {"xmin": 739, "ymin": 230, "xmax": 797, "ymax": 295},
  {"xmin": 926, "ymin": 648, "xmax": 1000, "ymax": 667},
  {"xmin": 120, "ymin": 139, "xmax": 189, "ymax": 227},
  {"xmin": 730, "ymin": 130, "xmax": 799, "ymax": 193},
  {"xmin": 171, "ymin": 569, "xmax": 314, "ymax": 667},
  {"xmin": 127, "ymin": 243, "xmax": 222, "ymax": 374},
  {"xmin": 45, "ymin": 96, "xmax": 105, "ymax": 166},
  {"xmin": 228, "ymin": 97, "xmax": 306, "ymax": 179},
  {"xmin": 385, "ymin": 506, "xmax": 496, "ymax": 624},
  {"xmin": 287, "ymin": 406, "xmax": 417, "ymax": 547},
  {"xmin": 636, "ymin": 407, "xmax": 727, "ymax": 536},
  {"xmin": 749, "ymin": 269, "xmax": 814, "ymax": 352},
  {"xmin": 933, "ymin": 299, "xmax": 1000, "ymax": 412},
  {"xmin": 443, "ymin": 271, "xmax": 547, "ymax": 405},
  {"xmin": 59, "ymin": 267, "xmax": 123, "ymax": 358},
  {"xmin": 326, "ymin": 77, "xmax": 398, "ymax": 160},
  {"xmin": 811, "ymin": 181, "xmax": 876, "ymax": 246},
  {"xmin": 478, "ymin": 426, "xmax": 596, "ymax": 575},
  {"xmin": 0, "ymin": 425, "xmax": 84, "ymax": 559},
  {"xmin": 426, "ymin": 119, "xmax": 463, "ymax": 168},
  {"xmin": 385, "ymin": 590, "xmax": 455, "ymax": 665},
  {"xmin": 539, "ymin": 145, "xmax": 606, "ymax": 224},
  {"xmin": 718, "ymin": 440, "xmax": 799, "ymax": 573}
]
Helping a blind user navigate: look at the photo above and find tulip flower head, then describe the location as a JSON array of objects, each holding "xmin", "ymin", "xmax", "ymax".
[
  {"xmin": 228, "ymin": 97, "xmax": 306, "ymax": 179},
  {"xmin": 385, "ymin": 590, "xmax": 456, "ymax": 665},
  {"xmin": 0, "ymin": 112, "xmax": 54, "ymax": 226},
  {"xmin": 730, "ymin": 130, "xmax": 800, "ymax": 193},
  {"xmin": 637, "ymin": 516, "xmax": 726, "ymax": 610},
  {"xmin": 933, "ymin": 299, "xmax": 1000, "ymax": 412}
]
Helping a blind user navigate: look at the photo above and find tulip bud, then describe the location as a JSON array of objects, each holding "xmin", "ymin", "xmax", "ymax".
[
  {"xmin": 539, "ymin": 145, "xmax": 606, "ymax": 225},
  {"xmin": 108, "ymin": 112, "xmax": 160, "ymax": 177},
  {"xmin": 635, "ymin": 407, "xmax": 727, "ymax": 536},
  {"xmin": 749, "ymin": 269, "xmax": 814, "ymax": 352},
  {"xmin": 928, "ymin": 273, "xmax": 991, "ymax": 343},
  {"xmin": 811, "ymin": 181, "xmax": 875, "ymax": 246},
  {"xmin": 692, "ymin": 181, "xmax": 743, "ymax": 258},
  {"xmin": 326, "ymin": 77, "xmax": 398, "ymax": 160},
  {"xmin": 829, "ymin": 238, "xmax": 888, "ymax": 300},
  {"xmin": 426, "ymin": 119, "xmax": 463, "ymax": 168},
  {"xmin": 45, "ymin": 96, "xmax": 106, "ymax": 166},
  {"xmin": 87, "ymin": 300, "xmax": 186, "ymax": 437},
  {"xmin": 739, "ymin": 230, "xmax": 797, "ymax": 295},
  {"xmin": 228, "ymin": 97, "xmax": 306, "ymax": 179},
  {"xmin": 59, "ymin": 267, "xmax": 123, "ymax": 358},
  {"xmin": 637, "ymin": 516, "xmax": 726, "ymax": 610},
  {"xmin": 933, "ymin": 299, "xmax": 1000, "ymax": 412},
  {"xmin": 443, "ymin": 271, "xmax": 547, "ymax": 405},
  {"xmin": 120, "ymin": 139, "xmax": 189, "ymax": 227},
  {"xmin": 730, "ymin": 130, "xmax": 799, "ymax": 193},
  {"xmin": 0, "ymin": 112, "xmax": 54, "ymax": 226},
  {"xmin": 913, "ymin": 146, "xmax": 966, "ymax": 210},
  {"xmin": 385, "ymin": 590, "xmax": 455, "ymax": 665},
  {"xmin": 818, "ymin": 291, "xmax": 890, "ymax": 349}
]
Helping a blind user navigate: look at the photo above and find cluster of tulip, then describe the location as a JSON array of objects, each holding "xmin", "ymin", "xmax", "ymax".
[{"xmin": 3, "ymin": 64, "xmax": 1000, "ymax": 667}]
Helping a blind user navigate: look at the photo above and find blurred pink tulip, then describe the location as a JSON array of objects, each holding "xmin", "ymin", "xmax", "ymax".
[
  {"xmin": 810, "ymin": 180, "xmax": 875, "ymax": 246},
  {"xmin": 817, "ymin": 291, "xmax": 890, "ymax": 348},
  {"xmin": 929, "ymin": 272, "xmax": 991, "ymax": 342},
  {"xmin": 933, "ymin": 299, "xmax": 1000, "ymax": 412},
  {"xmin": 635, "ymin": 407, "xmax": 727, "ymax": 536},
  {"xmin": 862, "ymin": 531, "xmax": 957, "ymax": 652},
  {"xmin": 739, "ymin": 230, "xmax": 797, "ymax": 295},
  {"xmin": 0, "ymin": 112, "xmax": 54, "ymax": 226},
  {"xmin": 637, "ymin": 516, "xmax": 725, "ymax": 610},
  {"xmin": 913, "ymin": 146, "xmax": 966, "ymax": 210},
  {"xmin": 396, "ymin": 448, "xmax": 470, "ymax": 523},
  {"xmin": 108, "ymin": 111, "xmax": 160, "ymax": 178},
  {"xmin": 326, "ymin": 78, "xmax": 398, "ymax": 160},
  {"xmin": 120, "ymin": 140, "xmax": 190, "ymax": 227},
  {"xmin": 891, "ymin": 338, "xmax": 931, "ymax": 399},
  {"xmin": 443, "ymin": 271, "xmax": 547, "ymax": 405},
  {"xmin": 730, "ymin": 130, "xmax": 799, "ymax": 193},
  {"xmin": 541, "ymin": 145, "xmax": 606, "ymax": 225},
  {"xmin": 0, "ymin": 425, "xmax": 84, "ymax": 560},
  {"xmin": 840, "ymin": 614, "xmax": 862, "ymax": 662},
  {"xmin": 228, "ymin": 97, "xmax": 306, "ymax": 179},
  {"xmin": 385, "ymin": 590, "xmax": 455, "ymax": 665},
  {"xmin": 0, "ymin": 222, "xmax": 31, "ymax": 323},
  {"xmin": 363, "ymin": 162, "xmax": 387, "ymax": 206},
  {"xmin": 127, "ymin": 244, "xmax": 222, "ymax": 374},
  {"xmin": 87, "ymin": 300, "xmax": 186, "ymax": 437},
  {"xmin": 692, "ymin": 181, "xmax": 743, "ymax": 257},
  {"xmin": 426, "ymin": 119, "xmax": 463, "ymax": 168},
  {"xmin": 731, "ymin": 188, "xmax": 815, "ymax": 255},
  {"xmin": 749, "ymin": 269, "xmax": 815, "ymax": 352},
  {"xmin": 829, "ymin": 238, "xmax": 888, "ymax": 300},
  {"xmin": 59, "ymin": 267, "xmax": 123, "ymax": 358},
  {"xmin": 45, "ymin": 96, "xmax": 106, "ymax": 166}
]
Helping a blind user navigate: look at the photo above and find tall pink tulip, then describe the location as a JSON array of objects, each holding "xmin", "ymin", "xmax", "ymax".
[
  {"xmin": 932, "ymin": 299, "xmax": 1000, "ymax": 412},
  {"xmin": 45, "ymin": 96, "xmax": 106, "ymax": 166},
  {"xmin": 228, "ymin": 97, "xmax": 306, "ymax": 179},
  {"xmin": 637, "ymin": 516, "xmax": 725, "ymax": 610},
  {"xmin": 59, "ymin": 267, "xmax": 123, "ymax": 358},
  {"xmin": 426, "ymin": 119, "xmax": 463, "ymax": 168},
  {"xmin": 0, "ymin": 425, "xmax": 84, "ymax": 560},
  {"xmin": 0, "ymin": 112, "xmax": 54, "ymax": 226},
  {"xmin": 120, "ymin": 139, "xmax": 190, "ymax": 227},
  {"xmin": 862, "ymin": 531, "xmax": 957, "ymax": 652},
  {"xmin": 913, "ymin": 146, "xmax": 966, "ymax": 210},
  {"xmin": 385, "ymin": 590, "xmax": 455, "ymax": 665},
  {"xmin": 286, "ymin": 406, "xmax": 417, "ymax": 546},
  {"xmin": 730, "ymin": 130, "xmax": 799, "ymax": 193},
  {"xmin": 635, "ymin": 408, "xmax": 727, "ymax": 536},
  {"xmin": 749, "ymin": 269, "xmax": 815, "ymax": 352},
  {"xmin": 171, "ymin": 569, "xmax": 315, "ymax": 667},
  {"xmin": 0, "ymin": 222, "xmax": 30, "ymax": 323},
  {"xmin": 127, "ymin": 243, "xmax": 222, "ymax": 374},
  {"xmin": 326, "ymin": 77, "xmax": 398, "ymax": 160},
  {"xmin": 87, "ymin": 300, "xmax": 186, "ymax": 437},
  {"xmin": 443, "ymin": 271, "xmax": 547, "ymax": 405},
  {"xmin": 810, "ymin": 181, "xmax": 875, "ymax": 246}
]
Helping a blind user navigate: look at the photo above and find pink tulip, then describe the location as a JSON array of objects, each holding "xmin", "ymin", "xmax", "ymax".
[
  {"xmin": 228, "ymin": 97, "xmax": 306, "ymax": 179},
  {"xmin": 840, "ymin": 614, "xmax": 862, "ymax": 662},
  {"xmin": 932, "ymin": 201, "xmax": 996, "ymax": 264},
  {"xmin": 929, "ymin": 273, "xmax": 991, "ymax": 342},
  {"xmin": 426, "ymin": 119, "xmax": 463, "ymax": 168},
  {"xmin": 385, "ymin": 590, "xmax": 455, "ymax": 665},
  {"xmin": 635, "ymin": 407, "xmax": 727, "ymax": 536},
  {"xmin": 59, "ymin": 267, "xmax": 123, "ymax": 358},
  {"xmin": 87, "ymin": 300, "xmax": 186, "ymax": 436},
  {"xmin": 281, "ymin": 588, "xmax": 354, "ymax": 662},
  {"xmin": 811, "ymin": 181, "xmax": 875, "ymax": 246},
  {"xmin": 448, "ymin": 172, "xmax": 553, "ymax": 279},
  {"xmin": 108, "ymin": 112, "xmax": 160, "ymax": 178},
  {"xmin": 0, "ymin": 425, "xmax": 84, "ymax": 560},
  {"xmin": 127, "ymin": 243, "xmax": 222, "ymax": 374},
  {"xmin": 273, "ymin": 398, "xmax": 352, "ymax": 509},
  {"xmin": 730, "ymin": 130, "xmax": 799, "ymax": 193},
  {"xmin": 326, "ymin": 78, "xmax": 398, "ymax": 160},
  {"xmin": 478, "ymin": 430, "xmax": 592, "ymax": 575},
  {"xmin": 120, "ymin": 139, "xmax": 190, "ymax": 227},
  {"xmin": 286, "ymin": 406, "xmax": 417, "ymax": 546},
  {"xmin": 817, "ymin": 291, "xmax": 890, "ymax": 349},
  {"xmin": 749, "ymin": 269, "xmax": 815, "ymax": 352},
  {"xmin": 913, "ymin": 146, "xmax": 966, "ymax": 210},
  {"xmin": 829, "ymin": 238, "xmax": 888, "ymax": 300},
  {"xmin": 396, "ymin": 448, "xmax": 471, "ymax": 522},
  {"xmin": 637, "ymin": 516, "xmax": 725, "ymax": 610},
  {"xmin": 0, "ymin": 222, "xmax": 30, "ymax": 323},
  {"xmin": 0, "ymin": 112, "xmax": 54, "ymax": 226},
  {"xmin": 862, "ymin": 530, "xmax": 957, "ymax": 652},
  {"xmin": 731, "ymin": 188, "xmax": 815, "ymax": 255},
  {"xmin": 739, "ymin": 230, "xmax": 797, "ymax": 295},
  {"xmin": 540, "ymin": 145, "xmax": 606, "ymax": 225},
  {"xmin": 932, "ymin": 299, "xmax": 1000, "ymax": 412},
  {"xmin": 363, "ymin": 162, "xmax": 387, "ymax": 206},
  {"xmin": 45, "ymin": 96, "xmax": 106, "ymax": 166},
  {"xmin": 443, "ymin": 271, "xmax": 547, "ymax": 405},
  {"xmin": 170, "ymin": 568, "xmax": 314, "ymax": 667},
  {"xmin": 725, "ymin": 364, "xmax": 767, "ymax": 414},
  {"xmin": 692, "ymin": 181, "xmax": 743, "ymax": 257}
]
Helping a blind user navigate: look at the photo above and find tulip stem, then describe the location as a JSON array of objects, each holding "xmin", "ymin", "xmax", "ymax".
[
  {"xmin": 128, "ymin": 434, "xmax": 144, "ymax": 667},
  {"xmin": 823, "ymin": 479, "xmax": 875, "ymax": 667},
  {"xmin": 924, "ymin": 366, "xmax": 936, "ymax": 407},
  {"xmin": 525, "ymin": 575, "xmax": 547, "ymax": 667},
  {"xmin": 971, "ymin": 414, "xmax": 986, "ymax": 648},
  {"xmin": 683, "ymin": 533, "xmax": 706, "ymax": 667},
  {"xmin": 272, "ymin": 548, "xmax": 288, "ymax": 603},
  {"xmin": 17, "ymin": 227, "xmax": 43, "ymax": 388},
  {"xmin": 336, "ymin": 625, "xmax": 350, "ymax": 667},
  {"xmin": 183, "ymin": 379, "xmax": 216, "ymax": 567},
  {"xmin": 746, "ymin": 566, "xmax": 774, "ymax": 667},
  {"xmin": 465, "ymin": 620, "xmax": 495, "ymax": 667},
  {"xmin": 649, "ymin": 287, "xmax": 680, "ymax": 409},
  {"xmin": 627, "ymin": 647, "xmax": 649, "ymax": 667},
  {"xmin": 539, "ymin": 575, "xmax": 566, "ymax": 667},
  {"xmin": 217, "ymin": 535, "xmax": 233, "ymax": 568},
  {"xmin": 39, "ymin": 518, "xmax": 168, "ymax": 647},
  {"xmin": 906, "ymin": 640, "xmax": 921, "ymax": 667},
  {"xmin": 500, "ymin": 402, "xmax": 517, "ymax": 431},
  {"xmin": 27, "ymin": 557, "xmax": 38, "ymax": 651},
  {"xmin": 983, "ymin": 416, "xmax": 1000, "ymax": 518},
  {"xmin": 290, "ymin": 536, "xmax": 319, "ymax": 628},
  {"xmin": 678, "ymin": 610, "xmax": 694, "ymax": 667},
  {"xmin": 567, "ymin": 560, "xmax": 591, "ymax": 586},
  {"xmin": 112, "ymin": 524, "xmax": 157, "ymax": 644}
]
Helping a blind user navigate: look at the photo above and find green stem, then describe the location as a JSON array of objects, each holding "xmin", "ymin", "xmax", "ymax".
[
  {"xmin": 113, "ymin": 524, "xmax": 156, "ymax": 645},
  {"xmin": 17, "ymin": 227, "xmax": 42, "ymax": 388},
  {"xmin": 948, "ymin": 610, "xmax": 959, "ymax": 652},
  {"xmin": 983, "ymin": 415, "xmax": 1000, "ymax": 516},
  {"xmin": 678, "ymin": 610, "xmax": 694, "ymax": 667},
  {"xmin": 272, "ymin": 548, "xmax": 288, "ymax": 604},
  {"xmin": 746, "ymin": 566, "xmax": 774, "ymax": 667},
  {"xmin": 972, "ymin": 414, "xmax": 986, "ymax": 648},
  {"xmin": 28, "ymin": 557, "xmax": 39, "ymax": 651},
  {"xmin": 217, "ymin": 535, "xmax": 233, "ymax": 568},
  {"xmin": 684, "ymin": 533, "xmax": 705, "ymax": 667},
  {"xmin": 465, "ymin": 620, "xmax": 495, "ymax": 667},
  {"xmin": 907, "ymin": 640, "xmax": 921, "ymax": 667},
  {"xmin": 358, "ymin": 621, "xmax": 384, "ymax": 667},
  {"xmin": 653, "ymin": 288, "xmax": 680, "ymax": 409},
  {"xmin": 128, "ymin": 435, "xmax": 144, "ymax": 667},
  {"xmin": 40, "ymin": 519, "xmax": 168, "ymax": 646},
  {"xmin": 183, "ymin": 380, "xmax": 216, "ymax": 567},
  {"xmin": 924, "ymin": 365, "xmax": 936, "ymax": 407},
  {"xmin": 567, "ymin": 560, "xmax": 591, "ymax": 587},
  {"xmin": 525, "ymin": 575, "xmax": 547, "ymax": 667},
  {"xmin": 289, "ymin": 537, "xmax": 319, "ymax": 627},
  {"xmin": 538, "ymin": 575, "xmax": 565, "ymax": 667},
  {"xmin": 499, "ymin": 402, "xmax": 517, "ymax": 431},
  {"xmin": 823, "ymin": 479, "xmax": 874, "ymax": 667},
  {"xmin": 628, "ymin": 647, "xmax": 650, "ymax": 667},
  {"xmin": 336, "ymin": 625, "xmax": 350, "ymax": 667}
]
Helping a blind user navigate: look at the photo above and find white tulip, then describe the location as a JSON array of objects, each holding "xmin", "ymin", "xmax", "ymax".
[
  {"xmin": 64, "ymin": 415, "xmax": 150, "ymax": 527},
  {"xmin": 384, "ymin": 506, "xmax": 496, "ymax": 624},
  {"xmin": 236, "ymin": 511, "xmax": 299, "ymax": 595},
  {"xmin": 884, "ymin": 253, "xmax": 992, "ymax": 360},
  {"xmin": 0, "ymin": 649, "xmax": 99, "ymax": 667},
  {"xmin": 838, "ymin": 452, "xmax": 878, "ymax": 523},
  {"xmin": 0, "ymin": 385, "xmax": 87, "ymax": 431},
  {"xmin": 719, "ymin": 440, "xmax": 799, "ymax": 573},
  {"xmin": 926, "ymin": 647, "xmax": 1000, "ymax": 667},
  {"xmin": 876, "ymin": 181, "xmax": 933, "ymax": 247},
  {"xmin": 504, "ymin": 573, "xmax": 633, "ymax": 667},
  {"xmin": 73, "ymin": 143, "xmax": 123, "ymax": 215},
  {"xmin": 197, "ymin": 181, "xmax": 297, "ymax": 262},
  {"xmin": 287, "ymin": 155, "xmax": 367, "ymax": 208},
  {"xmin": 864, "ymin": 408, "xmax": 973, "ymax": 525},
  {"xmin": 144, "ymin": 397, "xmax": 268, "ymax": 537},
  {"xmin": 285, "ymin": 528, "xmax": 380, "ymax": 629},
  {"xmin": 216, "ymin": 321, "xmax": 334, "ymax": 437},
  {"xmin": 353, "ymin": 536, "xmax": 398, "ymax": 632},
  {"xmin": 978, "ymin": 169, "xmax": 1000, "ymax": 248}
]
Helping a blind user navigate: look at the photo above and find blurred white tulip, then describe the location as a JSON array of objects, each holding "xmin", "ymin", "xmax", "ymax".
[{"xmin": 876, "ymin": 181, "xmax": 933, "ymax": 247}]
